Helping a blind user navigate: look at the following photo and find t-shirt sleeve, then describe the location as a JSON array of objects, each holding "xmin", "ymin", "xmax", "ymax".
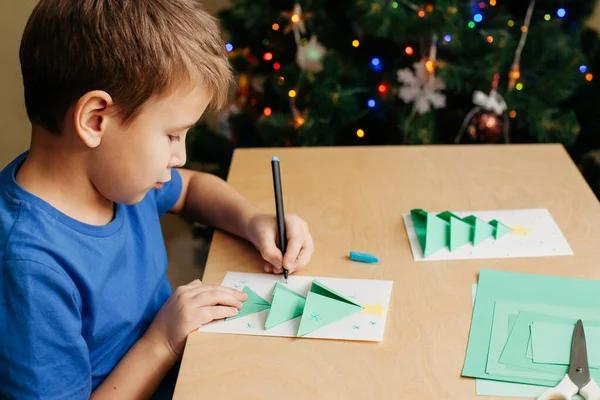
[
  {"xmin": 153, "ymin": 168, "xmax": 183, "ymax": 216},
  {"xmin": 0, "ymin": 259, "xmax": 91, "ymax": 400}
]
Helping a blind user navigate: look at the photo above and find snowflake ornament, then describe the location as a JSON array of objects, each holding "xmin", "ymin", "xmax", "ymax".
[{"xmin": 397, "ymin": 60, "xmax": 446, "ymax": 114}]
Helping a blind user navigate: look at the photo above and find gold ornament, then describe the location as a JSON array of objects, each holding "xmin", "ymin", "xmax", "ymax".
[{"xmin": 281, "ymin": 4, "xmax": 312, "ymax": 34}]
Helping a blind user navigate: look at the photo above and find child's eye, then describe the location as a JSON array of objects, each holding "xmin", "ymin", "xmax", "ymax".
[{"xmin": 168, "ymin": 135, "xmax": 181, "ymax": 142}]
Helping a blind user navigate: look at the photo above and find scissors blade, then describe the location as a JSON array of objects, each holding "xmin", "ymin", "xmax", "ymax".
[{"xmin": 568, "ymin": 319, "xmax": 591, "ymax": 389}]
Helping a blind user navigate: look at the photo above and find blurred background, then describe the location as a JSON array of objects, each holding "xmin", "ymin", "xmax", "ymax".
[{"xmin": 2, "ymin": 0, "xmax": 600, "ymax": 284}]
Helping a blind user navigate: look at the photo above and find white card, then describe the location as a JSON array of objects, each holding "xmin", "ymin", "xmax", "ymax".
[
  {"xmin": 403, "ymin": 208, "xmax": 573, "ymax": 261},
  {"xmin": 198, "ymin": 272, "xmax": 393, "ymax": 341}
]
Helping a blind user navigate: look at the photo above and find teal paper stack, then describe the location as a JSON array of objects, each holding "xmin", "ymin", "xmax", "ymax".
[{"xmin": 463, "ymin": 269, "xmax": 600, "ymax": 397}]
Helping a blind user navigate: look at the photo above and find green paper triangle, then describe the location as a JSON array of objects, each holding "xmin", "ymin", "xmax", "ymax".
[
  {"xmin": 437, "ymin": 211, "xmax": 472, "ymax": 251},
  {"xmin": 309, "ymin": 280, "xmax": 363, "ymax": 308},
  {"xmin": 464, "ymin": 216, "xmax": 495, "ymax": 246},
  {"xmin": 265, "ymin": 282, "xmax": 306, "ymax": 330},
  {"xmin": 410, "ymin": 208, "xmax": 449, "ymax": 257},
  {"xmin": 296, "ymin": 292, "xmax": 363, "ymax": 337},
  {"xmin": 226, "ymin": 286, "xmax": 270, "ymax": 321},
  {"xmin": 490, "ymin": 220, "xmax": 511, "ymax": 240}
]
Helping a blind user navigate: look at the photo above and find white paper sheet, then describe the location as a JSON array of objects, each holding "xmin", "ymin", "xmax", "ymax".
[
  {"xmin": 198, "ymin": 272, "xmax": 393, "ymax": 341},
  {"xmin": 403, "ymin": 208, "xmax": 573, "ymax": 261}
]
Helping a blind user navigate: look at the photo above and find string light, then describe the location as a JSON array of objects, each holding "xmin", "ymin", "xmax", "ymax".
[
  {"xmin": 509, "ymin": 110, "xmax": 517, "ymax": 118},
  {"xmin": 425, "ymin": 60, "xmax": 435, "ymax": 72},
  {"xmin": 356, "ymin": 129, "xmax": 365, "ymax": 138},
  {"xmin": 352, "ymin": 40, "xmax": 360, "ymax": 47},
  {"xmin": 301, "ymin": 37, "xmax": 308, "ymax": 45},
  {"xmin": 478, "ymin": 2, "xmax": 485, "ymax": 8},
  {"xmin": 418, "ymin": 10, "xmax": 425, "ymax": 17},
  {"xmin": 586, "ymin": 73, "xmax": 594, "ymax": 81},
  {"xmin": 288, "ymin": 89, "xmax": 297, "ymax": 98},
  {"xmin": 272, "ymin": 23, "xmax": 280, "ymax": 31},
  {"xmin": 468, "ymin": 21, "xmax": 475, "ymax": 28},
  {"xmin": 490, "ymin": 0, "xmax": 496, "ymax": 6},
  {"xmin": 225, "ymin": 43, "xmax": 233, "ymax": 52},
  {"xmin": 425, "ymin": 5, "xmax": 433, "ymax": 12},
  {"xmin": 392, "ymin": 1, "xmax": 398, "ymax": 8},
  {"xmin": 443, "ymin": 34, "xmax": 452, "ymax": 43},
  {"xmin": 262, "ymin": 39, "xmax": 269, "ymax": 46},
  {"xmin": 557, "ymin": 8, "xmax": 566, "ymax": 18},
  {"xmin": 405, "ymin": 46, "xmax": 414, "ymax": 55},
  {"xmin": 291, "ymin": 14, "xmax": 300, "ymax": 23},
  {"xmin": 487, "ymin": 36, "xmax": 494, "ymax": 43},
  {"xmin": 294, "ymin": 117, "xmax": 305, "ymax": 127},
  {"xmin": 273, "ymin": 62, "xmax": 281, "ymax": 70},
  {"xmin": 516, "ymin": 82, "xmax": 523, "ymax": 90},
  {"xmin": 520, "ymin": 26, "xmax": 528, "ymax": 33},
  {"xmin": 474, "ymin": 13, "xmax": 483, "ymax": 22},
  {"xmin": 278, "ymin": 76, "xmax": 285, "ymax": 85},
  {"xmin": 263, "ymin": 52, "xmax": 273, "ymax": 61},
  {"xmin": 371, "ymin": 57, "xmax": 383, "ymax": 71},
  {"xmin": 378, "ymin": 83, "xmax": 388, "ymax": 94},
  {"xmin": 367, "ymin": 99, "xmax": 376, "ymax": 108},
  {"xmin": 544, "ymin": 14, "xmax": 551, "ymax": 21},
  {"xmin": 263, "ymin": 107, "xmax": 272, "ymax": 117},
  {"xmin": 580, "ymin": 65, "xmax": 588, "ymax": 73},
  {"xmin": 508, "ymin": 20, "xmax": 515, "ymax": 27}
]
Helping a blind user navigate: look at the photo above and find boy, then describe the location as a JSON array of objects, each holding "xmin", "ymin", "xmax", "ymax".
[{"xmin": 0, "ymin": 1, "xmax": 314, "ymax": 399}]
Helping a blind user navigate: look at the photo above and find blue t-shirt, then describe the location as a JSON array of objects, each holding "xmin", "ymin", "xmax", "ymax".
[{"xmin": 0, "ymin": 151, "xmax": 182, "ymax": 399}]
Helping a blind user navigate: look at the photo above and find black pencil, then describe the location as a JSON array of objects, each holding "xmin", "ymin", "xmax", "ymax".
[{"xmin": 271, "ymin": 156, "xmax": 288, "ymax": 283}]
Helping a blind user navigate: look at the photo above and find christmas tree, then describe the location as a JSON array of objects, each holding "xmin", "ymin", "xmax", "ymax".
[{"xmin": 194, "ymin": 0, "xmax": 599, "ymax": 148}]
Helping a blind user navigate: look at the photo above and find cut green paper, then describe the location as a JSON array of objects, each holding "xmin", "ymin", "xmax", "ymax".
[
  {"xmin": 437, "ymin": 211, "xmax": 472, "ymax": 251},
  {"xmin": 471, "ymin": 284, "xmax": 550, "ymax": 398},
  {"xmin": 463, "ymin": 215, "xmax": 494, "ymax": 245},
  {"xmin": 410, "ymin": 208, "xmax": 449, "ymax": 257},
  {"xmin": 297, "ymin": 281, "xmax": 364, "ymax": 337},
  {"xmin": 490, "ymin": 219, "xmax": 511, "ymax": 240},
  {"xmin": 226, "ymin": 286, "xmax": 270, "ymax": 321},
  {"xmin": 462, "ymin": 269, "xmax": 600, "ymax": 387},
  {"xmin": 494, "ymin": 308, "xmax": 600, "ymax": 382},
  {"xmin": 264, "ymin": 282, "xmax": 306, "ymax": 330},
  {"xmin": 531, "ymin": 321, "xmax": 600, "ymax": 367}
]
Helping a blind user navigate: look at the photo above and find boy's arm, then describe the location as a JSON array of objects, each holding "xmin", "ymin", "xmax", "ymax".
[{"xmin": 168, "ymin": 168, "xmax": 259, "ymax": 241}]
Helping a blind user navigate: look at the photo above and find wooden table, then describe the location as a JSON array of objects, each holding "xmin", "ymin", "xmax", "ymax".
[{"xmin": 172, "ymin": 144, "xmax": 600, "ymax": 399}]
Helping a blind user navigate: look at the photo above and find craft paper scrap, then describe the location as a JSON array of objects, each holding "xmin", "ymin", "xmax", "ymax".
[
  {"xmin": 403, "ymin": 208, "xmax": 572, "ymax": 261},
  {"xmin": 531, "ymin": 321, "xmax": 600, "ymax": 367},
  {"xmin": 471, "ymin": 284, "xmax": 550, "ymax": 398},
  {"xmin": 499, "ymin": 311, "xmax": 600, "ymax": 373},
  {"xmin": 488, "ymin": 303, "xmax": 600, "ymax": 385},
  {"xmin": 463, "ymin": 269, "xmax": 600, "ymax": 387},
  {"xmin": 198, "ymin": 272, "xmax": 393, "ymax": 341}
]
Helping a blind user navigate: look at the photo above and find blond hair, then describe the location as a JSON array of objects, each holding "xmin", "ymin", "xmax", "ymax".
[{"xmin": 20, "ymin": 0, "xmax": 233, "ymax": 134}]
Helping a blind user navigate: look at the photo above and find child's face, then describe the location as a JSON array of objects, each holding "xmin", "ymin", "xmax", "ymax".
[{"xmin": 89, "ymin": 83, "xmax": 211, "ymax": 205}]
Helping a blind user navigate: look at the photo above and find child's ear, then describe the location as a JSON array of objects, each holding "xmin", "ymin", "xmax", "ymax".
[{"xmin": 73, "ymin": 90, "xmax": 113, "ymax": 148}]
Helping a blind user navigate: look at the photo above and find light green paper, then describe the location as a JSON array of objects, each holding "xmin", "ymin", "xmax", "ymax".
[
  {"xmin": 527, "ymin": 335, "xmax": 533, "ymax": 359},
  {"xmin": 264, "ymin": 282, "xmax": 306, "ymax": 330},
  {"xmin": 498, "ymin": 310, "xmax": 600, "ymax": 376},
  {"xmin": 531, "ymin": 321, "xmax": 600, "ymax": 367},
  {"xmin": 437, "ymin": 211, "xmax": 472, "ymax": 251},
  {"xmin": 471, "ymin": 284, "xmax": 551, "ymax": 398},
  {"xmin": 226, "ymin": 286, "xmax": 270, "ymax": 321},
  {"xmin": 297, "ymin": 281, "xmax": 364, "ymax": 337},
  {"xmin": 490, "ymin": 219, "xmax": 512, "ymax": 240},
  {"xmin": 462, "ymin": 269, "xmax": 600, "ymax": 386},
  {"xmin": 410, "ymin": 208, "xmax": 449, "ymax": 257},
  {"xmin": 463, "ymin": 215, "xmax": 495, "ymax": 245}
]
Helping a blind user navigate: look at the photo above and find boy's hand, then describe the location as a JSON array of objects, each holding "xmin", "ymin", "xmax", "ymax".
[
  {"xmin": 246, "ymin": 213, "xmax": 314, "ymax": 274},
  {"xmin": 144, "ymin": 279, "xmax": 247, "ymax": 361}
]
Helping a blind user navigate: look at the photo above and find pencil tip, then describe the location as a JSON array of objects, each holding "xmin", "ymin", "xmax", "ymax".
[{"xmin": 272, "ymin": 156, "xmax": 279, "ymax": 162}]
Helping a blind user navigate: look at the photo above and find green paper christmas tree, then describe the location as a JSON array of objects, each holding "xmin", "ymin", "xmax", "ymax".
[
  {"xmin": 265, "ymin": 282, "xmax": 306, "ymax": 330},
  {"xmin": 226, "ymin": 286, "xmax": 270, "ymax": 321},
  {"xmin": 297, "ymin": 281, "xmax": 364, "ymax": 337},
  {"xmin": 410, "ymin": 208, "xmax": 512, "ymax": 257}
]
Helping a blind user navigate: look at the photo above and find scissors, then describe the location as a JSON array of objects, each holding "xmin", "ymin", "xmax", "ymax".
[{"xmin": 538, "ymin": 319, "xmax": 600, "ymax": 400}]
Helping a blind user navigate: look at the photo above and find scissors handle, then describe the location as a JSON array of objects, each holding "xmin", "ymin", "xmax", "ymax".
[
  {"xmin": 581, "ymin": 378, "xmax": 600, "ymax": 400},
  {"xmin": 537, "ymin": 374, "xmax": 578, "ymax": 400}
]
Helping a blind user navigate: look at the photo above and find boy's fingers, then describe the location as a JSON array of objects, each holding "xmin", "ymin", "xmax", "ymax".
[
  {"xmin": 197, "ymin": 306, "xmax": 239, "ymax": 325},
  {"xmin": 194, "ymin": 289, "xmax": 245, "ymax": 309},
  {"xmin": 294, "ymin": 245, "xmax": 312, "ymax": 269},
  {"xmin": 283, "ymin": 233, "xmax": 303, "ymax": 271}
]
